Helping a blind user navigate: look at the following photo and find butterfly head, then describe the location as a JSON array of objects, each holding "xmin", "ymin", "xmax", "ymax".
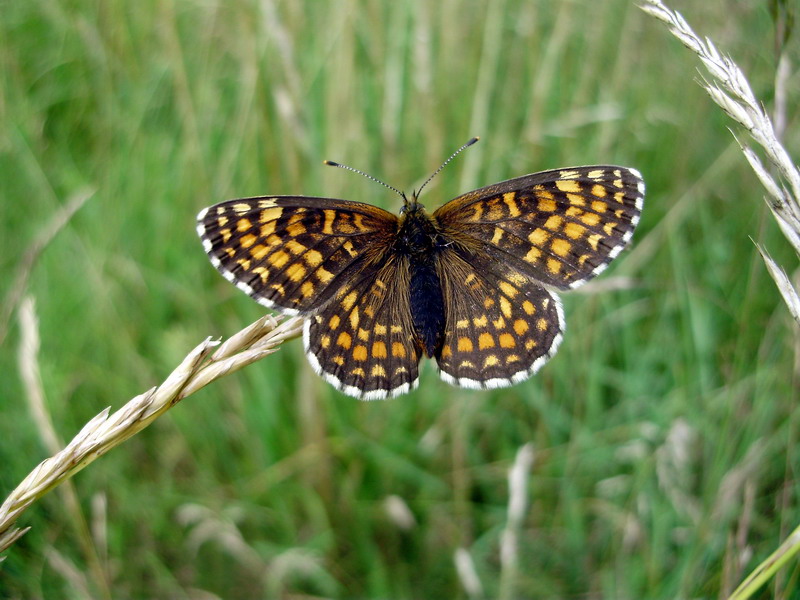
[{"xmin": 399, "ymin": 190, "xmax": 425, "ymax": 215}]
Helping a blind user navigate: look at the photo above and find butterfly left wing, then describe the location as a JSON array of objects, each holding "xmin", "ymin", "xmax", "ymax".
[
  {"xmin": 197, "ymin": 196, "xmax": 399, "ymax": 315},
  {"xmin": 304, "ymin": 255, "xmax": 424, "ymax": 400},
  {"xmin": 433, "ymin": 166, "xmax": 644, "ymax": 290}
]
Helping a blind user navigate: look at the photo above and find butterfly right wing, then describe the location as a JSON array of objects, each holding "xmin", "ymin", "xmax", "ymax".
[
  {"xmin": 433, "ymin": 166, "xmax": 644, "ymax": 290},
  {"xmin": 197, "ymin": 196, "xmax": 399, "ymax": 315},
  {"xmin": 434, "ymin": 247, "xmax": 564, "ymax": 389}
]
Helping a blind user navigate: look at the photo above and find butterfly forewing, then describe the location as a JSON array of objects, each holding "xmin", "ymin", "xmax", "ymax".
[
  {"xmin": 304, "ymin": 256, "xmax": 423, "ymax": 400},
  {"xmin": 434, "ymin": 249, "xmax": 563, "ymax": 388},
  {"xmin": 197, "ymin": 196, "xmax": 399, "ymax": 314},
  {"xmin": 434, "ymin": 166, "xmax": 644, "ymax": 290}
]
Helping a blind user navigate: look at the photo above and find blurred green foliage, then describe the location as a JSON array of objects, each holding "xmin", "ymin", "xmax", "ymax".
[{"xmin": 1, "ymin": 0, "xmax": 799, "ymax": 598}]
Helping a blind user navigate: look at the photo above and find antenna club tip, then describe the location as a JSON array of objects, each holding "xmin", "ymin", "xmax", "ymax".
[
  {"xmin": 323, "ymin": 160, "xmax": 339, "ymax": 166},
  {"xmin": 469, "ymin": 136, "xmax": 480, "ymax": 144}
]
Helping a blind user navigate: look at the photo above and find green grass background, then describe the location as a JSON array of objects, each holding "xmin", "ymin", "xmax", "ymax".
[{"xmin": 1, "ymin": 0, "xmax": 799, "ymax": 598}]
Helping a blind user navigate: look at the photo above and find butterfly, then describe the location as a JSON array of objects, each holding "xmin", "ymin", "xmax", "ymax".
[{"xmin": 197, "ymin": 138, "xmax": 644, "ymax": 400}]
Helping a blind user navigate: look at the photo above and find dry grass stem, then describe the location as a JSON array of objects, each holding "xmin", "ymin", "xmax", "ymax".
[
  {"xmin": 641, "ymin": 2, "xmax": 800, "ymax": 597},
  {"xmin": 454, "ymin": 547, "xmax": 484, "ymax": 600},
  {"xmin": 641, "ymin": 0, "xmax": 800, "ymax": 323},
  {"xmin": 756, "ymin": 245, "xmax": 800, "ymax": 324},
  {"xmin": 0, "ymin": 189, "xmax": 93, "ymax": 346},
  {"xmin": 383, "ymin": 495, "xmax": 417, "ymax": 531},
  {"xmin": 19, "ymin": 296, "xmax": 62, "ymax": 455},
  {"xmin": 18, "ymin": 296, "xmax": 112, "ymax": 595},
  {"xmin": 499, "ymin": 443, "xmax": 535, "ymax": 600},
  {"xmin": 0, "ymin": 313, "xmax": 303, "ymax": 559}
]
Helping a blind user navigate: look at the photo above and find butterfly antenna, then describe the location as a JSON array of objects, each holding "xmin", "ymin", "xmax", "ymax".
[
  {"xmin": 414, "ymin": 136, "xmax": 480, "ymax": 199},
  {"xmin": 323, "ymin": 159, "xmax": 407, "ymax": 202}
]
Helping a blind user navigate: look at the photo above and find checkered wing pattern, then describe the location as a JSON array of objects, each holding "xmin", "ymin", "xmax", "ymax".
[
  {"xmin": 304, "ymin": 256, "xmax": 423, "ymax": 400},
  {"xmin": 433, "ymin": 166, "xmax": 645, "ymax": 290},
  {"xmin": 197, "ymin": 163, "xmax": 644, "ymax": 399},
  {"xmin": 196, "ymin": 196, "xmax": 399, "ymax": 315},
  {"xmin": 434, "ymin": 248, "xmax": 563, "ymax": 388}
]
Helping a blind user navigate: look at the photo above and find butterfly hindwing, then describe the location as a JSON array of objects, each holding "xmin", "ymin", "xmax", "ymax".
[
  {"xmin": 434, "ymin": 248, "xmax": 563, "ymax": 388},
  {"xmin": 434, "ymin": 166, "xmax": 644, "ymax": 290},
  {"xmin": 304, "ymin": 256, "xmax": 423, "ymax": 400},
  {"xmin": 197, "ymin": 196, "xmax": 399, "ymax": 314}
]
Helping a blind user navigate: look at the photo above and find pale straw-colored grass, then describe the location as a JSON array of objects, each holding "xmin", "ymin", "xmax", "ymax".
[
  {"xmin": 454, "ymin": 546, "xmax": 484, "ymax": 600},
  {"xmin": 640, "ymin": 2, "xmax": 800, "ymax": 598},
  {"xmin": 0, "ymin": 304, "xmax": 303, "ymax": 559},
  {"xmin": 498, "ymin": 443, "xmax": 535, "ymax": 600},
  {"xmin": 453, "ymin": 443, "xmax": 535, "ymax": 600},
  {"xmin": 0, "ymin": 188, "xmax": 92, "ymax": 347},
  {"xmin": 640, "ymin": 0, "xmax": 800, "ymax": 322},
  {"xmin": 16, "ymin": 296, "xmax": 112, "ymax": 594},
  {"xmin": 383, "ymin": 494, "xmax": 417, "ymax": 531}
]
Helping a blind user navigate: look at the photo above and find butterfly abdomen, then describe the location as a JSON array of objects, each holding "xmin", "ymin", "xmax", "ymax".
[
  {"xmin": 396, "ymin": 205, "xmax": 446, "ymax": 358},
  {"xmin": 409, "ymin": 258, "xmax": 445, "ymax": 357}
]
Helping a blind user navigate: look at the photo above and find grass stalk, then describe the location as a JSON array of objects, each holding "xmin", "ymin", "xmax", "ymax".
[
  {"xmin": 641, "ymin": 1, "xmax": 800, "ymax": 597},
  {"xmin": 640, "ymin": 0, "xmax": 800, "ymax": 322},
  {"xmin": 454, "ymin": 546, "xmax": 484, "ymax": 600},
  {"xmin": 0, "ymin": 312, "xmax": 303, "ymax": 559},
  {"xmin": 17, "ymin": 297, "xmax": 111, "ymax": 597},
  {"xmin": 0, "ymin": 189, "xmax": 92, "ymax": 347},
  {"xmin": 729, "ymin": 524, "xmax": 800, "ymax": 600},
  {"xmin": 498, "ymin": 443, "xmax": 535, "ymax": 600}
]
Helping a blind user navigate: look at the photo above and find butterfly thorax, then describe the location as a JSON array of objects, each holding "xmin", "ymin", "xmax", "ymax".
[{"xmin": 395, "ymin": 201, "xmax": 447, "ymax": 358}]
